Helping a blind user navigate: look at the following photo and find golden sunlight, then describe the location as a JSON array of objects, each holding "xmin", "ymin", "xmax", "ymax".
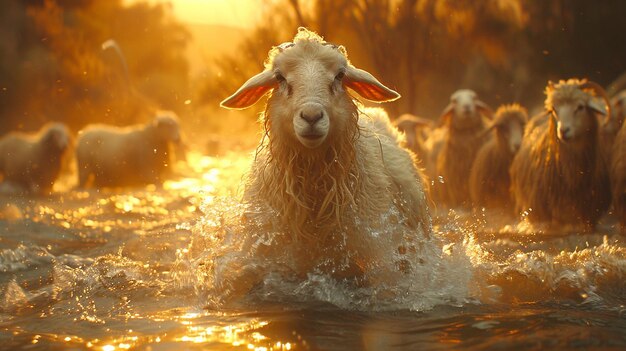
[{"xmin": 124, "ymin": 0, "xmax": 263, "ymax": 27}]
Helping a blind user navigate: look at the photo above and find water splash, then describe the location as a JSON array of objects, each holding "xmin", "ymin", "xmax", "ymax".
[{"xmin": 172, "ymin": 194, "xmax": 477, "ymax": 311}]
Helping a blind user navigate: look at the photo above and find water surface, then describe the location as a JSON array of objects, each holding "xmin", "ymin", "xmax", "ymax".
[{"xmin": 0, "ymin": 151, "xmax": 624, "ymax": 350}]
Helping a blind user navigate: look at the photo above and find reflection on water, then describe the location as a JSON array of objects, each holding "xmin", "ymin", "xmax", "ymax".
[{"xmin": 0, "ymin": 150, "xmax": 624, "ymax": 350}]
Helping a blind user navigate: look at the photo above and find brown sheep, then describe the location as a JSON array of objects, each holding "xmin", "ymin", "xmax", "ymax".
[
  {"xmin": 610, "ymin": 115, "xmax": 626, "ymax": 231},
  {"xmin": 599, "ymin": 90, "xmax": 626, "ymax": 162},
  {"xmin": 435, "ymin": 89, "xmax": 492, "ymax": 207},
  {"xmin": 76, "ymin": 112, "xmax": 181, "ymax": 188},
  {"xmin": 510, "ymin": 79, "xmax": 611, "ymax": 228},
  {"xmin": 469, "ymin": 104, "xmax": 528, "ymax": 209},
  {"xmin": 0, "ymin": 123, "xmax": 71, "ymax": 194}
]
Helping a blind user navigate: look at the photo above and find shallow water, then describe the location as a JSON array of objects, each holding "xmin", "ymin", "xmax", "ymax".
[{"xmin": 0, "ymin": 151, "xmax": 625, "ymax": 350}]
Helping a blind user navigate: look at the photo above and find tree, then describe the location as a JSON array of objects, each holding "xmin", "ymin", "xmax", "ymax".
[
  {"xmin": 0, "ymin": 0, "xmax": 191, "ymax": 132},
  {"xmin": 200, "ymin": 0, "xmax": 532, "ymax": 119}
]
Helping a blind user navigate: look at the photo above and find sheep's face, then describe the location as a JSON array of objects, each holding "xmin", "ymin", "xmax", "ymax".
[
  {"xmin": 441, "ymin": 89, "xmax": 491, "ymax": 130},
  {"xmin": 220, "ymin": 28, "xmax": 400, "ymax": 151},
  {"xmin": 452, "ymin": 90, "xmax": 478, "ymax": 119},
  {"xmin": 552, "ymin": 98, "xmax": 597, "ymax": 143},
  {"xmin": 268, "ymin": 46, "xmax": 352, "ymax": 149},
  {"xmin": 545, "ymin": 80, "xmax": 609, "ymax": 143},
  {"xmin": 43, "ymin": 123, "xmax": 70, "ymax": 152},
  {"xmin": 497, "ymin": 118, "xmax": 525, "ymax": 153},
  {"xmin": 607, "ymin": 92, "xmax": 626, "ymax": 134},
  {"xmin": 154, "ymin": 115, "xmax": 181, "ymax": 143}
]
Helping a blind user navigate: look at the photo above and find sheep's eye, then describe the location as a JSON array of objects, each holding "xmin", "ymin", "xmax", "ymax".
[
  {"xmin": 576, "ymin": 104, "xmax": 585, "ymax": 112},
  {"xmin": 275, "ymin": 73, "xmax": 285, "ymax": 82},
  {"xmin": 335, "ymin": 71, "xmax": 345, "ymax": 81}
]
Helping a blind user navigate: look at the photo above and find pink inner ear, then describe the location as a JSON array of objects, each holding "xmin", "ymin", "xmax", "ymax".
[
  {"xmin": 345, "ymin": 81, "xmax": 398, "ymax": 102},
  {"xmin": 222, "ymin": 86, "xmax": 272, "ymax": 109}
]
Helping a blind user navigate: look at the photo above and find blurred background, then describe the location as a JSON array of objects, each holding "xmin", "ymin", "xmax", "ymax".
[{"xmin": 2, "ymin": 0, "xmax": 626, "ymax": 150}]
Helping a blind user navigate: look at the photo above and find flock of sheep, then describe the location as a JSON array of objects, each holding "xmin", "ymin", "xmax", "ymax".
[
  {"xmin": 396, "ymin": 80, "xmax": 626, "ymax": 230},
  {"xmin": 1, "ymin": 27, "xmax": 624, "ymax": 295},
  {"xmin": 1, "ymin": 27, "xmax": 625, "ymax": 239},
  {"xmin": 216, "ymin": 28, "xmax": 626, "ymax": 293},
  {"xmin": 0, "ymin": 111, "xmax": 181, "ymax": 193}
]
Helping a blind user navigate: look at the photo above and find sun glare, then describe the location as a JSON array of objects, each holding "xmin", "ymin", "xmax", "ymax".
[{"xmin": 124, "ymin": 0, "xmax": 262, "ymax": 27}]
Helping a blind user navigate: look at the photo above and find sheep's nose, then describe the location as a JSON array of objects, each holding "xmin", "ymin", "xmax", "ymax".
[{"xmin": 300, "ymin": 106, "xmax": 324, "ymax": 125}]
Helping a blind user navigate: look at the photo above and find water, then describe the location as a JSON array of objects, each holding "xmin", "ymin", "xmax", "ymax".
[{"xmin": 0, "ymin": 151, "xmax": 625, "ymax": 350}]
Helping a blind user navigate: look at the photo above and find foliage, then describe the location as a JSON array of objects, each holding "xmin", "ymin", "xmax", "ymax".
[
  {"xmin": 0, "ymin": 0, "xmax": 190, "ymax": 133},
  {"xmin": 199, "ymin": 0, "xmax": 626, "ymax": 119}
]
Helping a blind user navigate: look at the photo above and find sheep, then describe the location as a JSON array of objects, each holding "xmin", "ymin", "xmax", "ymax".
[
  {"xmin": 434, "ymin": 89, "xmax": 493, "ymax": 207},
  {"xmin": 599, "ymin": 90, "xmax": 626, "ymax": 162},
  {"xmin": 0, "ymin": 122, "xmax": 71, "ymax": 194},
  {"xmin": 393, "ymin": 113, "xmax": 433, "ymax": 164},
  {"xmin": 218, "ymin": 28, "xmax": 432, "ymax": 298},
  {"xmin": 469, "ymin": 104, "xmax": 528, "ymax": 209},
  {"xmin": 76, "ymin": 111, "xmax": 181, "ymax": 188},
  {"xmin": 510, "ymin": 79, "xmax": 611, "ymax": 228},
  {"xmin": 610, "ymin": 110, "xmax": 626, "ymax": 231}
]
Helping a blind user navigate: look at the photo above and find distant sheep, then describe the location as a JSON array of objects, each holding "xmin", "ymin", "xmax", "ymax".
[
  {"xmin": 393, "ymin": 113, "xmax": 433, "ymax": 163},
  {"xmin": 600, "ymin": 90, "xmax": 626, "ymax": 162},
  {"xmin": 435, "ymin": 89, "xmax": 492, "ymax": 207},
  {"xmin": 76, "ymin": 112, "xmax": 181, "ymax": 188},
  {"xmin": 510, "ymin": 79, "xmax": 611, "ymax": 227},
  {"xmin": 0, "ymin": 123, "xmax": 70, "ymax": 194},
  {"xmin": 219, "ymin": 28, "xmax": 432, "ymax": 297},
  {"xmin": 469, "ymin": 104, "xmax": 528, "ymax": 209},
  {"xmin": 610, "ymin": 113, "xmax": 626, "ymax": 230}
]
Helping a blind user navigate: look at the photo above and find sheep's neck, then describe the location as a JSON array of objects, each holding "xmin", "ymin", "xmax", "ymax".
[
  {"xmin": 33, "ymin": 139, "xmax": 63, "ymax": 166},
  {"xmin": 495, "ymin": 134, "xmax": 515, "ymax": 158},
  {"xmin": 141, "ymin": 126, "xmax": 169, "ymax": 151},
  {"xmin": 446, "ymin": 122, "xmax": 486, "ymax": 146},
  {"xmin": 259, "ymin": 134, "xmax": 359, "ymax": 243},
  {"xmin": 550, "ymin": 119, "xmax": 600, "ymax": 181}
]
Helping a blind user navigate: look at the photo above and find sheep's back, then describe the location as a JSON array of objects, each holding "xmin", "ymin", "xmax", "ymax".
[
  {"xmin": 76, "ymin": 126, "xmax": 166, "ymax": 186},
  {"xmin": 77, "ymin": 128, "xmax": 136, "ymax": 163},
  {"xmin": 469, "ymin": 137, "xmax": 513, "ymax": 209},
  {"xmin": 436, "ymin": 127, "xmax": 486, "ymax": 206},
  {"xmin": 0, "ymin": 135, "xmax": 36, "ymax": 179},
  {"xmin": 510, "ymin": 125, "xmax": 556, "ymax": 221}
]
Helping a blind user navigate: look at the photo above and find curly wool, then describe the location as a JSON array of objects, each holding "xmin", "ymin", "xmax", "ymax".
[
  {"xmin": 247, "ymin": 100, "xmax": 361, "ymax": 242},
  {"xmin": 511, "ymin": 81, "xmax": 610, "ymax": 226},
  {"xmin": 469, "ymin": 104, "xmax": 527, "ymax": 209}
]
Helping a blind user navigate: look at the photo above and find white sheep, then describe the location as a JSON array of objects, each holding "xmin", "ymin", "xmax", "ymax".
[
  {"xmin": 469, "ymin": 104, "xmax": 528, "ymax": 209},
  {"xmin": 510, "ymin": 79, "xmax": 611, "ymax": 227},
  {"xmin": 76, "ymin": 111, "xmax": 181, "ymax": 188},
  {"xmin": 434, "ymin": 89, "xmax": 492, "ymax": 207},
  {"xmin": 0, "ymin": 122, "xmax": 71, "ymax": 194},
  {"xmin": 218, "ymin": 28, "xmax": 432, "ymax": 298}
]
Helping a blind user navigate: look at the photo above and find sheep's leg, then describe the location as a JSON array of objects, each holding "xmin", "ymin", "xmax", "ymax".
[
  {"xmin": 213, "ymin": 256, "xmax": 264, "ymax": 304},
  {"xmin": 78, "ymin": 165, "xmax": 90, "ymax": 188}
]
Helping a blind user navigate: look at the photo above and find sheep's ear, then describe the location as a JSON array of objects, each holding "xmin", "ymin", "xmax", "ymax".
[
  {"xmin": 587, "ymin": 99, "xmax": 607, "ymax": 116},
  {"xmin": 220, "ymin": 70, "xmax": 277, "ymax": 110},
  {"xmin": 344, "ymin": 66, "xmax": 400, "ymax": 102},
  {"xmin": 437, "ymin": 103, "xmax": 455, "ymax": 127}
]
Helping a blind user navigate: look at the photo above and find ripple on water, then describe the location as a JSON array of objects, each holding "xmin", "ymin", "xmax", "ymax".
[{"xmin": 0, "ymin": 152, "xmax": 625, "ymax": 350}]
